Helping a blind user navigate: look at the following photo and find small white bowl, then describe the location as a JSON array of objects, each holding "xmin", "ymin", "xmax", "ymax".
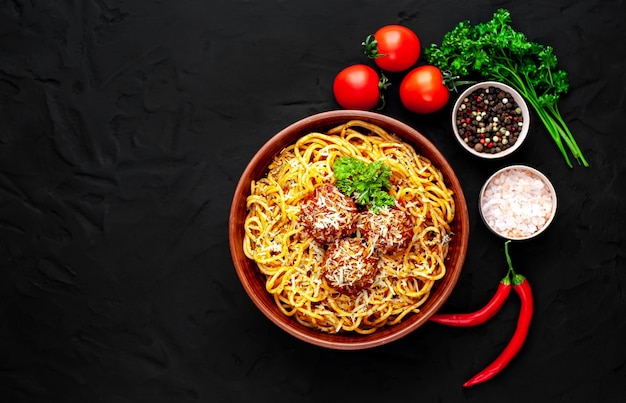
[
  {"xmin": 452, "ymin": 81, "xmax": 530, "ymax": 159},
  {"xmin": 479, "ymin": 165, "xmax": 557, "ymax": 241}
]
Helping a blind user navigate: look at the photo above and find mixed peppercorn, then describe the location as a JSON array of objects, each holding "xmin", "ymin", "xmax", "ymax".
[{"xmin": 455, "ymin": 86, "xmax": 524, "ymax": 154}]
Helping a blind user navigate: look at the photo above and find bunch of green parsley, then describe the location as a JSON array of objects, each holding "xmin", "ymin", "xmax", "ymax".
[{"xmin": 425, "ymin": 8, "xmax": 588, "ymax": 168}]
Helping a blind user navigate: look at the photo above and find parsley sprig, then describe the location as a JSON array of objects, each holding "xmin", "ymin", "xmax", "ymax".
[
  {"xmin": 425, "ymin": 8, "xmax": 588, "ymax": 168},
  {"xmin": 332, "ymin": 156, "xmax": 395, "ymax": 212}
]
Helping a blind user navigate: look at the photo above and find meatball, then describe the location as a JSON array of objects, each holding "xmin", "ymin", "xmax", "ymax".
[
  {"xmin": 322, "ymin": 238, "xmax": 379, "ymax": 295},
  {"xmin": 299, "ymin": 184, "xmax": 359, "ymax": 244},
  {"xmin": 358, "ymin": 207, "xmax": 413, "ymax": 253}
]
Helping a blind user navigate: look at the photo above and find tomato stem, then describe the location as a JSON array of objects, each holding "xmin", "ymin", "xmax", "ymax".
[
  {"xmin": 442, "ymin": 70, "xmax": 476, "ymax": 92},
  {"xmin": 376, "ymin": 72, "xmax": 391, "ymax": 110},
  {"xmin": 362, "ymin": 35, "xmax": 388, "ymax": 59}
]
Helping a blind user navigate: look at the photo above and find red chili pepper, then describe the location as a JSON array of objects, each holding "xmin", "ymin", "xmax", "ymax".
[
  {"xmin": 463, "ymin": 241, "xmax": 534, "ymax": 388},
  {"xmin": 429, "ymin": 274, "xmax": 511, "ymax": 326}
]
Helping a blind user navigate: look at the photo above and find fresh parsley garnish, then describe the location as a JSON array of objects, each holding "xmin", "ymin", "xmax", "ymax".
[
  {"xmin": 424, "ymin": 8, "xmax": 588, "ymax": 168},
  {"xmin": 332, "ymin": 156, "xmax": 395, "ymax": 212}
]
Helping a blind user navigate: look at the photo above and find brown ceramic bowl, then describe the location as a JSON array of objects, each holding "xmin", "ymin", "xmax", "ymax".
[{"xmin": 229, "ymin": 110, "xmax": 469, "ymax": 350}]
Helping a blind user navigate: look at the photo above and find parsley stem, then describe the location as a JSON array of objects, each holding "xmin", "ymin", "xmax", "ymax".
[
  {"xmin": 548, "ymin": 103, "xmax": 589, "ymax": 166},
  {"xmin": 491, "ymin": 66, "xmax": 584, "ymax": 168}
]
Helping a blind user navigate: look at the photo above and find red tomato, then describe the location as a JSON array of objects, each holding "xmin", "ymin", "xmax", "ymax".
[
  {"xmin": 365, "ymin": 25, "xmax": 420, "ymax": 72},
  {"xmin": 399, "ymin": 65, "xmax": 450, "ymax": 114},
  {"xmin": 333, "ymin": 64, "xmax": 384, "ymax": 110}
]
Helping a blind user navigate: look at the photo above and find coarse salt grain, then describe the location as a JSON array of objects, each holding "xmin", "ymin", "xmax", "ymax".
[{"xmin": 480, "ymin": 167, "xmax": 555, "ymax": 239}]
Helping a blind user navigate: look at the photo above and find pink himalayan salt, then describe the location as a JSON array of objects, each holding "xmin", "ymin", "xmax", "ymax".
[{"xmin": 480, "ymin": 167, "xmax": 555, "ymax": 239}]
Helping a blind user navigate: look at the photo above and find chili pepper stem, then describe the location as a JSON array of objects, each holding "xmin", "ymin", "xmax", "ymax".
[{"xmin": 504, "ymin": 240, "xmax": 526, "ymax": 285}]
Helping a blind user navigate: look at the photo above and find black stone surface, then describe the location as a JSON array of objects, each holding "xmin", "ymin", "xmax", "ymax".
[{"xmin": 1, "ymin": 1, "xmax": 625, "ymax": 402}]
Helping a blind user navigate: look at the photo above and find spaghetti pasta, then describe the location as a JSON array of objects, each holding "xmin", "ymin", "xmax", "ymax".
[{"xmin": 243, "ymin": 120, "xmax": 455, "ymax": 334}]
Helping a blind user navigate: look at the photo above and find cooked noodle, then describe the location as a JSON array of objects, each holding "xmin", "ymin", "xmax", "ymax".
[{"xmin": 243, "ymin": 120, "xmax": 455, "ymax": 334}]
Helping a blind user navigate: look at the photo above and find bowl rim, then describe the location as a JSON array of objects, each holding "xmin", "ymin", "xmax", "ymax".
[
  {"xmin": 228, "ymin": 110, "xmax": 470, "ymax": 349},
  {"xmin": 451, "ymin": 81, "xmax": 530, "ymax": 159},
  {"xmin": 479, "ymin": 164, "xmax": 558, "ymax": 241}
]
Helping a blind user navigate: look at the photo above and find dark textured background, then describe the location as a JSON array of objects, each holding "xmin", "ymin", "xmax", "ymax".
[{"xmin": 1, "ymin": 0, "xmax": 625, "ymax": 402}]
